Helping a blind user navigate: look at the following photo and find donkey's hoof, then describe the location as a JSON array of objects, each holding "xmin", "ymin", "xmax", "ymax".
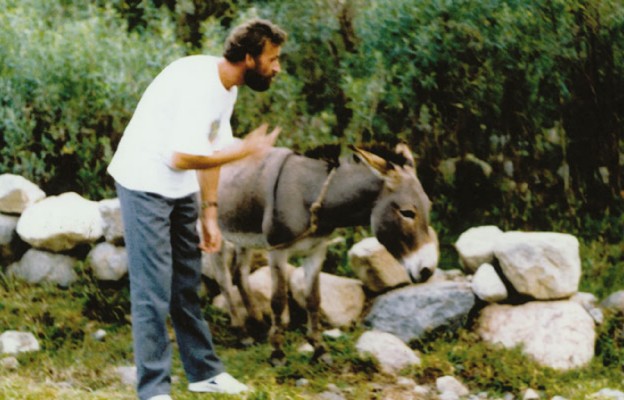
[
  {"xmin": 269, "ymin": 350, "xmax": 287, "ymax": 367},
  {"xmin": 311, "ymin": 344, "xmax": 327, "ymax": 360},
  {"xmin": 246, "ymin": 318, "xmax": 269, "ymax": 341}
]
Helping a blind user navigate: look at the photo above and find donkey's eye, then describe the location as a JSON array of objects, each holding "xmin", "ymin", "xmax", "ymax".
[{"xmin": 399, "ymin": 209, "xmax": 416, "ymax": 219}]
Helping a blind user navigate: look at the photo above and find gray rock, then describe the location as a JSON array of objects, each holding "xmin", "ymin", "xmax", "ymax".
[
  {"xmin": 8, "ymin": 249, "xmax": 77, "ymax": 287},
  {"xmin": 601, "ymin": 290, "xmax": 624, "ymax": 313},
  {"xmin": 364, "ymin": 281, "xmax": 476, "ymax": 342},
  {"xmin": 88, "ymin": 242, "xmax": 128, "ymax": 281}
]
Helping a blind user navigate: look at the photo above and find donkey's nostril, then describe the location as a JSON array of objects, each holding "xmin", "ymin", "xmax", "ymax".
[{"xmin": 419, "ymin": 267, "xmax": 432, "ymax": 282}]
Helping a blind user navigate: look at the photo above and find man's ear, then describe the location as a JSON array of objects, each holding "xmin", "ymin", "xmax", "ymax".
[{"xmin": 245, "ymin": 53, "xmax": 256, "ymax": 69}]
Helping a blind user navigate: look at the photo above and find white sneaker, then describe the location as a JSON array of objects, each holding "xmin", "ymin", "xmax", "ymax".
[
  {"xmin": 188, "ymin": 372, "xmax": 249, "ymax": 394},
  {"xmin": 148, "ymin": 395, "xmax": 172, "ymax": 400}
]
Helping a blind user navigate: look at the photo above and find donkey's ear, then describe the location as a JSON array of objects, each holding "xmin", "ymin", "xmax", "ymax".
[
  {"xmin": 351, "ymin": 146, "xmax": 394, "ymax": 177},
  {"xmin": 395, "ymin": 142, "xmax": 415, "ymax": 169}
]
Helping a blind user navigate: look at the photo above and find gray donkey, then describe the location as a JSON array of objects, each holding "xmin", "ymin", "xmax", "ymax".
[{"xmin": 213, "ymin": 142, "xmax": 439, "ymax": 363}]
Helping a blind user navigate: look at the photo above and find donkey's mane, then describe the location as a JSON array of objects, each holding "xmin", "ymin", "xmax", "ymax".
[
  {"xmin": 300, "ymin": 142, "xmax": 410, "ymax": 169},
  {"xmin": 302, "ymin": 144, "xmax": 341, "ymax": 168}
]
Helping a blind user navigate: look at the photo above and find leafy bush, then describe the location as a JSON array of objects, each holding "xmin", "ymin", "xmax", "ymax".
[{"xmin": 0, "ymin": 0, "xmax": 185, "ymax": 199}]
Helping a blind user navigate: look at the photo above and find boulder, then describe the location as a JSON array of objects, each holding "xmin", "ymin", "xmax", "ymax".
[
  {"xmin": 16, "ymin": 192, "xmax": 104, "ymax": 252},
  {"xmin": 348, "ymin": 237, "xmax": 409, "ymax": 292},
  {"xmin": 0, "ymin": 174, "xmax": 45, "ymax": 214},
  {"xmin": 471, "ymin": 263, "xmax": 508, "ymax": 303},
  {"xmin": 355, "ymin": 330, "xmax": 421, "ymax": 375},
  {"xmin": 477, "ymin": 300, "xmax": 595, "ymax": 370},
  {"xmin": 494, "ymin": 231, "xmax": 581, "ymax": 299},
  {"xmin": 8, "ymin": 248, "xmax": 77, "ymax": 287},
  {"xmin": 364, "ymin": 281, "xmax": 475, "ymax": 343},
  {"xmin": 88, "ymin": 242, "xmax": 128, "ymax": 281},
  {"xmin": 290, "ymin": 268, "xmax": 365, "ymax": 328},
  {"xmin": 99, "ymin": 198, "xmax": 124, "ymax": 245},
  {"xmin": 455, "ymin": 225, "xmax": 504, "ymax": 273}
]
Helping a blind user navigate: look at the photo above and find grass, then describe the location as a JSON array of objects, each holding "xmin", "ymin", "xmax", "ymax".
[{"xmin": 1, "ymin": 237, "xmax": 623, "ymax": 400}]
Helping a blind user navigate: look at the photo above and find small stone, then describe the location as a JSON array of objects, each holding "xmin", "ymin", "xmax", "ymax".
[
  {"xmin": 295, "ymin": 378, "xmax": 310, "ymax": 387},
  {"xmin": 92, "ymin": 329, "xmax": 107, "ymax": 341},
  {"xmin": 323, "ymin": 328, "xmax": 344, "ymax": 339},
  {"xmin": 1, "ymin": 356, "xmax": 19, "ymax": 370}
]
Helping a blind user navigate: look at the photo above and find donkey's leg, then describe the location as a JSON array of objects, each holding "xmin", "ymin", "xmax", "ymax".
[
  {"xmin": 212, "ymin": 242, "xmax": 246, "ymax": 328},
  {"xmin": 268, "ymin": 250, "xmax": 290, "ymax": 364},
  {"xmin": 301, "ymin": 242, "xmax": 328, "ymax": 358},
  {"xmin": 233, "ymin": 247, "xmax": 266, "ymax": 339}
]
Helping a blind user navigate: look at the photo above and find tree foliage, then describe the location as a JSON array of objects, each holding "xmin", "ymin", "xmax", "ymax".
[{"xmin": 0, "ymin": 0, "xmax": 622, "ymax": 237}]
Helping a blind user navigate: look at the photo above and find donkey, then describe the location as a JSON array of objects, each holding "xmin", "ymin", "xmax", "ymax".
[{"xmin": 214, "ymin": 143, "xmax": 439, "ymax": 362}]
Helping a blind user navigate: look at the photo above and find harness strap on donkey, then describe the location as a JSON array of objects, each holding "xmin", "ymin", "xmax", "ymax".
[{"xmin": 268, "ymin": 153, "xmax": 338, "ymax": 250}]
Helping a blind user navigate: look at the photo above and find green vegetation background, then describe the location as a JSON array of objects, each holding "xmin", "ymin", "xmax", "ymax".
[
  {"xmin": 1, "ymin": 1, "xmax": 624, "ymax": 398},
  {"xmin": 2, "ymin": 0, "xmax": 623, "ymax": 238}
]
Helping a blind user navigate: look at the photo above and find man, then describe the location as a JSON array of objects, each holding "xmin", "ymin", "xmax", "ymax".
[{"xmin": 107, "ymin": 19, "xmax": 287, "ymax": 400}]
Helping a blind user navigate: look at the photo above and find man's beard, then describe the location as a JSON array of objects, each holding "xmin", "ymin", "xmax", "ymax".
[{"xmin": 244, "ymin": 67, "xmax": 273, "ymax": 92}]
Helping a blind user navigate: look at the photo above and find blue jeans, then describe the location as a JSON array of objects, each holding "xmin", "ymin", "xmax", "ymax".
[{"xmin": 115, "ymin": 182, "xmax": 224, "ymax": 400}]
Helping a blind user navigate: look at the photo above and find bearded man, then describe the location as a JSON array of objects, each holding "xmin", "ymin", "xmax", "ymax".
[{"xmin": 107, "ymin": 19, "xmax": 287, "ymax": 400}]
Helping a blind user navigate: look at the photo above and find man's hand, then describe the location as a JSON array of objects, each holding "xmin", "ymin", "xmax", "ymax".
[
  {"xmin": 242, "ymin": 123, "xmax": 281, "ymax": 156},
  {"xmin": 199, "ymin": 212, "xmax": 222, "ymax": 253}
]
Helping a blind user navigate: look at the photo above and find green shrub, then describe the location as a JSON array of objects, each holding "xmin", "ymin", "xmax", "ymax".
[{"xmin": 0, "ymin": 0, "xmax": 185, "ymax": 199}]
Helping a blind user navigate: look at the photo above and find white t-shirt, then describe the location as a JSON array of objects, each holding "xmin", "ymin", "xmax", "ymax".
[{"xmin": 108, "ymin": 55, "xmax": 237, "ymax": 198}]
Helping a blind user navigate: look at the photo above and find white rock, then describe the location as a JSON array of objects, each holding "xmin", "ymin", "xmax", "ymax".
[
  {"xmin": 494, "ymin": 231, "xmax": 581, "ymax": 299},
  {"xmin": 471, "ymin": 263, "xmax": 508, "ymax": 302},
  {"xmin": 455, "ymin": 226, "xmax": 504, "ymax": 273},
  {"xmin": 290, "ymin": 268, "xmax": 365, "ymax": 327},
  {"xmin": 297, "ymin": 343, "xmax": 314, "ymax": 354},
  {"xmin": 477, "ymin": 301, "xmax": 595, "ymax": 370},
  {"xmin": 99, "ymin": 198, "xmax": 124, "ymax": 244},
  {"xmin": 348, "ymin": 237, "xmax": 409, "ymax": 292},
  {"xmin": 115, "ymin": 365, "xmax": 137, "ymax": 386},
  {"xmin": 92, "ymin": 329, "xmax": 107, "ymax": 341},
  {"xmin": 88, "ymin": 242, "xmax": 128, "ymax": 281},
  {"xmin": 16, "ymin": 192, "xmax": 104, "ymax": 251},
  {"xmin": 0, "ymin": 356, "xmax": 19, "ymax": 370},
  {"xmin": 589, "ymin": 389, "xmax": 624, "ymax": 399},
  {"xmin": 0, "ymin": 174, "xmax": 46, "ymax": 214},
  {"xmin": 523, "ymin": 388, "xmax": 540, "ymax": 399},
  {"xmin": 601, "ymin": 290, "xmax": 624, "ymax": 313},
  {"xmin": 323, "ymin": 328, "xmax": 344, "ymax": 339},
  {"xmin": 0, "ymin": 213, "xmax": 19, "ymax": 245},
  {"xmin": 0, "ymin": 331, "xmax": 40, "ymax": 354},
  {"xmin": 436, "ymin": 375, "xmax": 470, "ymax": 397},
  {"xmin": 356, "ymin": 330, "xmax": 421, "ymax": 375}
]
